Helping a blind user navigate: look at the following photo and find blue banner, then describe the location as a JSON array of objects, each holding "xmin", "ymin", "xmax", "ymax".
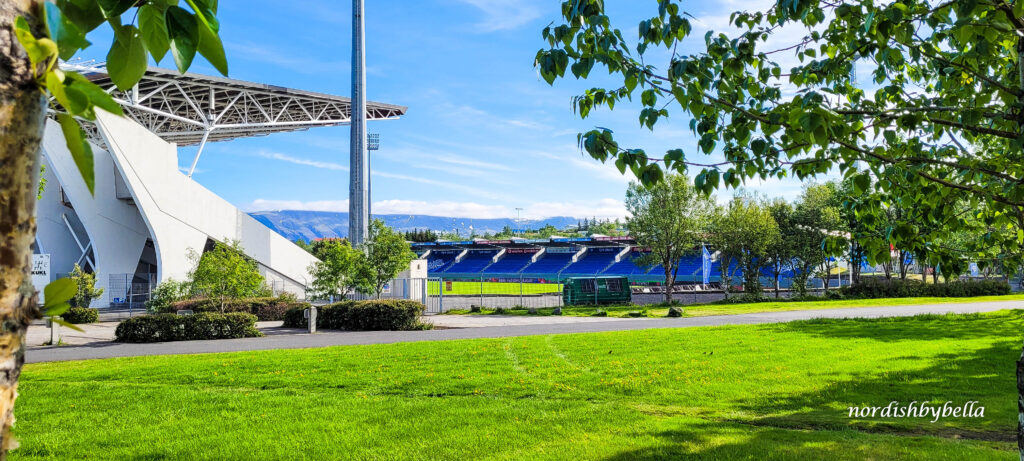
[{"xmin": 702, "ymin": 245, "xmax": 711, "ymax": 285}]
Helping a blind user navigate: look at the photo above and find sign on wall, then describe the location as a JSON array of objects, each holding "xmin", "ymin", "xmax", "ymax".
[{"xmin": 32, "ymin": 254, "xmax": 51, "ymax": 304}]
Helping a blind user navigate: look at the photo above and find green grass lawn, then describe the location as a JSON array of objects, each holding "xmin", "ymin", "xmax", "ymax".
[
  {"xmin": 429, "ymin": 280, "xmax": 563, "ymax": 296},
  {"xmin": 13, "ymin": 311, "xmax": 1023, "ymax": 459},
  {"xmin": 445, "ymin": 293, "xmax": 1024, "ymax": 318}
]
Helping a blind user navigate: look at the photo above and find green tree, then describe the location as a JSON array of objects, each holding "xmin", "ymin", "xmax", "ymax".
[
  {"xmin": 764, "ymin": 199, "xmax": 796, "ymax": 298},
  {"xmin": 68, "ymin": 263, "xmax": 103, "ymax": 308},
  {"xmin": 711, "ymin": 195, "xmax": 780, "ymax": 297},
  {"xmin": 355, "ymin": 220, "xmax": 416, "ymax": 298},
  {"xmin": 189, "ymin": 240, "xmax": 270, "ymax": 311},
  {"xmin": 307, "ymin": 239, "xmax": 361, "ymax": 302},
  {"xmin": 0, "ymin": 1, "xmax": 226, "ymax": 451},
  {"xmin": 626, "ymin": 175, "xmax": 715, "ymax": 304}
]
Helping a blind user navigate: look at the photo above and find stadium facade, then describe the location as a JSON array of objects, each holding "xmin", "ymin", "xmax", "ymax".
[
  {"xmin": 414, "ymin": 237, "xmax": 742, "ymax": 285},
  {"xmin": 36, "ymin": 65, "xmax": 406, "ymax": 307}
]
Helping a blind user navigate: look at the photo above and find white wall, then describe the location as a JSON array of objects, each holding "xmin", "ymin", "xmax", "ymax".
[{"xmin": 94, "ymin": 110, "xmax": 317, "ymax": 296}]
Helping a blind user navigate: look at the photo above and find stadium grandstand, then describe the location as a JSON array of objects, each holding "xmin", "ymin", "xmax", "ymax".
[{"xmin": 412, "ymin": 237, "xmax": 740, "ymax": 286}]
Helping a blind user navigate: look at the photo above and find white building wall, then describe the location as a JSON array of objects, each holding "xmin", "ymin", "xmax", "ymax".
[
  {"xmin": 40, "ymin": 119, "xmax": 151, "ymax": 305},
  {"xmin": 94, "ymin": 110, "xmax": 316, "ymax": 295}
]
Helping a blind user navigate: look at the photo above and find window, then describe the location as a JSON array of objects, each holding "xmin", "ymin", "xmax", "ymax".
[
  {"xmin": 605, "ymin": 278, "xmax": 623, "ymax": 292},
  {"xmin": 580, "ymin": 279, "xmax": 595, "ymax": 293}
]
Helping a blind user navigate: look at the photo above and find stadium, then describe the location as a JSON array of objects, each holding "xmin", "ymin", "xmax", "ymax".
[{"xmin": 409, "ymin": 236, "xmax": 829, "ymax": 310}]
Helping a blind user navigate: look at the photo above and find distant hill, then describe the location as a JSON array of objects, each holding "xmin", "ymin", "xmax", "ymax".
[{"xmin": 249, "ymin": 210, "xmax": 580, "ymax": 242}]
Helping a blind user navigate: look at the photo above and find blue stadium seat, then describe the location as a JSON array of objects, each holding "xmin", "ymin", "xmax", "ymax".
[
  {"xmin": 426, "ymin": 251, "xmax": 461, "ymax": 274},
  {"xmin": 560, "ymin": 249, "xmax": 619, "ymax": 275},
  {"xmin": 519, "ymin": 252, "xmax": 574, "ymax": 275},
  {"xmin": 486, "ymin": 252, "xmax": 535, "ymax": 274},
  {"xmin": 444, "ymin": 250, "xmax": 499, "ymax": 274}
]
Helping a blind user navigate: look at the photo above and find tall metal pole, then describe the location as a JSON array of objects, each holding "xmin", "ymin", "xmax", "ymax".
[{"xmin": 349, "ymin": 0, "xmax": 369, "ymax": 247}]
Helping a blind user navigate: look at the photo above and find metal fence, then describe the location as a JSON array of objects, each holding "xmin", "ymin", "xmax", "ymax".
[
  {"xmin": 344, "ymin": 278, "xmax": 444, "ymax": 314},
  {"xmin": 108, "ymin": 273, "xmax": 158, "ymax": 315}
]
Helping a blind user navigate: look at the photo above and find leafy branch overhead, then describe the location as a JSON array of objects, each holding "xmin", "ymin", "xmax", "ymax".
[
  {"xmin": 535, "ymin": 0, "xmax": 1024, "ymax": 273},
  {"xmin": 13, "ymin": 0, "xmax": 227, "ymax": 196}
]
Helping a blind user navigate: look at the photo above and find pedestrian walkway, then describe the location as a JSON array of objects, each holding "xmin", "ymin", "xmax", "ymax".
[{"xmin": 26, "ymin": 299, "xmax": 1024, "ymax": 363}]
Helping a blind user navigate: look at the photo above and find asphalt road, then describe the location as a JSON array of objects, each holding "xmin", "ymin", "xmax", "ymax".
[{"xmin": 26, "ymin": 299, "xmax": 1024, "ymax": 363}]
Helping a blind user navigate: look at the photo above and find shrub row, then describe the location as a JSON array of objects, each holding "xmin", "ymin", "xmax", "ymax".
[
  {"xmin": 60, "ymin": 307, "xmax": 99, "ymax": 324},
  {"xmin": 283, "ymin": 299, "xmax": 427, "ymax": 331},
  {"xmin": 842, "ymin": 278, "xmax": 1011, "ymax": 299},
  {"xmin": 114, "ymin": 313, "xmax": 262, "ymax": 343},
  {"xmin": 159, "ymin": 295, "xmax": 309, "ymax": 321}
]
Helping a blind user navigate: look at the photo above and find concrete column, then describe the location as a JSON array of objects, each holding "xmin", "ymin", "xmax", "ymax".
[{"xmin": 349, "ymin": 0, "xmax": 369, "ymax": 247}]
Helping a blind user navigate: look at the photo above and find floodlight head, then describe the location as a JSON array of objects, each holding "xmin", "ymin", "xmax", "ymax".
[{"xmin": 368, "ymin": 133, "xmax": 380, "ymax": 150}]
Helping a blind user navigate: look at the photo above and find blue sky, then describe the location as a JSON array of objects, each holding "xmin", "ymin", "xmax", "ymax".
[{"xmin": 77, "ymin": 0, "xmax": 812, "ymax": 220}]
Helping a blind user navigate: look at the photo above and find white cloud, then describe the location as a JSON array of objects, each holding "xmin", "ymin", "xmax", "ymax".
[
  {"xmin": 258, "ymin": 150, "xmax": 347, "ymax": 170},
  {"xmin": 247, "ymin": 199, "xmax": 349, "ymax": 212},
  {"xmin": 244, "ymin": 198, "xmax": 627, "ymax": 220},
  {"xmin": 456, "ymin": 0, "xmax": 541, "ymax": 31}
]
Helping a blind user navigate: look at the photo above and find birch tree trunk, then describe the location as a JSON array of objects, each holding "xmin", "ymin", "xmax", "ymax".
[{"xmin": 0, "ymin": 0, "xmax": 46, "ymax": 456}]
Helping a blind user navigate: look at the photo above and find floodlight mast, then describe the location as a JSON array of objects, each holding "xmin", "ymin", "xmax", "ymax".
[{"xmin": 349, "ymin": 0, "xmax": 369, "ymax": 247}]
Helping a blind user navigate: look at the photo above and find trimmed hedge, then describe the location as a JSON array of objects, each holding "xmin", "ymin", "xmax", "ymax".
[
  {"xmin": 283, "ymin": 299, "xmax": 427, "ymax": 331},
  {"xmin": 61, "ymin": 307, "xmax": 99, "ymax": 324},
  {"xmin": 160, "ymin": 296, "xmax": 309, "ymax": 321},
  {"xmin": 114, "ymin": 313, "xmax": 262, "ymax": 343},
  {"xmin": 842, "ymin": 278, "xmax": 1011, "ymax": 299}
]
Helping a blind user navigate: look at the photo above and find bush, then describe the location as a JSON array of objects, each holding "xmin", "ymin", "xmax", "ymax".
[
  {"xmin": 145, "ymin": 279, "xmax": 191, "ymax": 313},
  {"xmin": 114, "ymin": 313, "xmax": 262, "ymax": 343},
  {"xmin": 61, "ymin": 307, "xmax": 98, "ymax": 324},
  {"xmin": 841, "ymin": 278, "xmax": 1011, "ymax": 299},
  {"xmin": 282, "ymin": 300, "xmax": 425, "ymax": 331},
  {"xmin": 161, "ymin": 295, "xmax": 309, "ymax": 321},
  {"xmin": 68, "ymin": 264, "xmax": 103, "ymax": 308}
]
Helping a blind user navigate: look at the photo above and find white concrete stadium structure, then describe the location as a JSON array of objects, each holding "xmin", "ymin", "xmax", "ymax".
[{"xmin": 36, "ymin": 65, "xmax": 406, "ymax": 307}]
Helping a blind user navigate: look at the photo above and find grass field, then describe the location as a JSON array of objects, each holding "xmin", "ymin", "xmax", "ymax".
[
  {"xmin": 13, "ymin": 311, "xmax": 1023, "ymax": 459},
  {"xmin": 444, "ymin": 293, "xmax": 1024, "ymax": 318},
  {"xmin": 429, "ymin": 280, "xmax": 563, "ymax": 295}
]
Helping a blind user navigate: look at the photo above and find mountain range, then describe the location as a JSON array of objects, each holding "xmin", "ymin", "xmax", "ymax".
[{"xmin": 249, "ymin": 210, "xmax": 580, "ymax": 242}]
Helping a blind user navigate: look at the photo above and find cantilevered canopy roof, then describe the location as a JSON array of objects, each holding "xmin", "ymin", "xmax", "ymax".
[
  {"xmin": 63, "ymin": 63, "xmax": 406, "ymax": 146},
  {"xmin": 61, "ymin": 62, "xmax": 406, "ymax": 176}
]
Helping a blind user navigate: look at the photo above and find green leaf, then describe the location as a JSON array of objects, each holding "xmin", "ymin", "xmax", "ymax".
[
  {"xmin": 56, "ymin": 113, "xmax": 95, "ymax": 195},
  {"xmin": 43, "ymin": 278, "xmax": 76, "ymax": 310},
  {"xmin": 44, "ymin": 2, "xmax": 91, "ymax": 60},
  {"xmin": 106, "ymin": 25, "xmax": 148, "ymax": 91},
  {"xmin": 166, "ymin": 6, "xmax": 199, "ymax": 73},
  {"xmin": 96, "ymin": 0, "xmax": 136, "ymax": 19},
  {"xmin": 64, "ymin": 72, "xmax": 124, "ymax": 117},
  {"xmin": 13, "ymin": 17, "xmax": 58, "ymax": 69},
  {"xmin": 139, "ymin": 4, "xmax": 170, "ymax": 62},
  {"xmin": 185, "ymin": 0, "xmax": 219, "ymax": 33},
  {"xmin": 853, "ymin": 173, "xmax": 870, "ymax": 194},
  {"xmin": 51, "ymin": 317, "xmax": 85, "ymax": 333},
  {"xmin": 197, "ymin": 16, "xmax": 228, "ymax": 75},
  {"xmin": 56, "ymin": 0, "xmax": 106, "ymax": 31}
]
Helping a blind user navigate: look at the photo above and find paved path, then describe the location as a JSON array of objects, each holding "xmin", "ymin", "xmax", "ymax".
[{"xmin": 26, "ymin": 300, "xmax": 1024, "ymax": 363}]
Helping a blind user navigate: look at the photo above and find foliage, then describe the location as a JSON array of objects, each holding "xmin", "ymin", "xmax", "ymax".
[
  {"xmin": 710, "ymin": 195, "xmax": 780, "ymax": 295},
  {"xmin": 162, "ymin": 295, "xmax": 307, "ymax": 321},
  {"xmin": 403, "ymin": 229, "xmax": 439, "ymax": 243},
  {"xmin": 188, "ymin": 240, "xmax": 271, "ymax": 311},
  {"xmin": 355, "ymin": 220, "xmax": 416, "ymax": 298},
  {"xmin": 114, "ymin": 312, "xmax": 261, "ymax": 343},
  {"xmin": 14, "ymin": 0, "xmax": 226, "ymax": 197},
  {"xmin": 307, "ymin": 239, "xmax": 361, "ymax": 301},
  {"xmin": 68, "ymin": 264, "xmax": 103, "ymax": 308},
  {"xmin": 59, "ymin": 307, "xmax": 98, "ymax": 324},
  {"xmin": 536, "ymin": 0, "xmax": 1024, "ymax": 277},
  {"xmin": 842, "ymin": 278, "xmax": 1011, "ymax": 299},
  {"xmin": 626, "ymin": 175, "xmax": 715, "ymax": 303},
  {"xmin": 282, "ymin": 300, "xmax": 427, "ymax": 331},
  {"xmin": 144, "ymin": 279, "xmax": 192, "ymax": 314},
  {"xmin": 790, "ymin": 183, "xmax": 845, "ymax": 295}
]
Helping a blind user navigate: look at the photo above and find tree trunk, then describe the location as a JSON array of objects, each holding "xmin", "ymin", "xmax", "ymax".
[
  {"xmin": 663, "ymin": 264, "xmax": 674, "ymax": 305},
  {"xmin": 0, "ymin": 1, "xmax": 46, "ymax": 455}
]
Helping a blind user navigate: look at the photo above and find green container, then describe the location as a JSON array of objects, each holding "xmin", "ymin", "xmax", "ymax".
[{"xmin": 562, "ymin": 276, "xmax": 631, "ymax": 306}]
